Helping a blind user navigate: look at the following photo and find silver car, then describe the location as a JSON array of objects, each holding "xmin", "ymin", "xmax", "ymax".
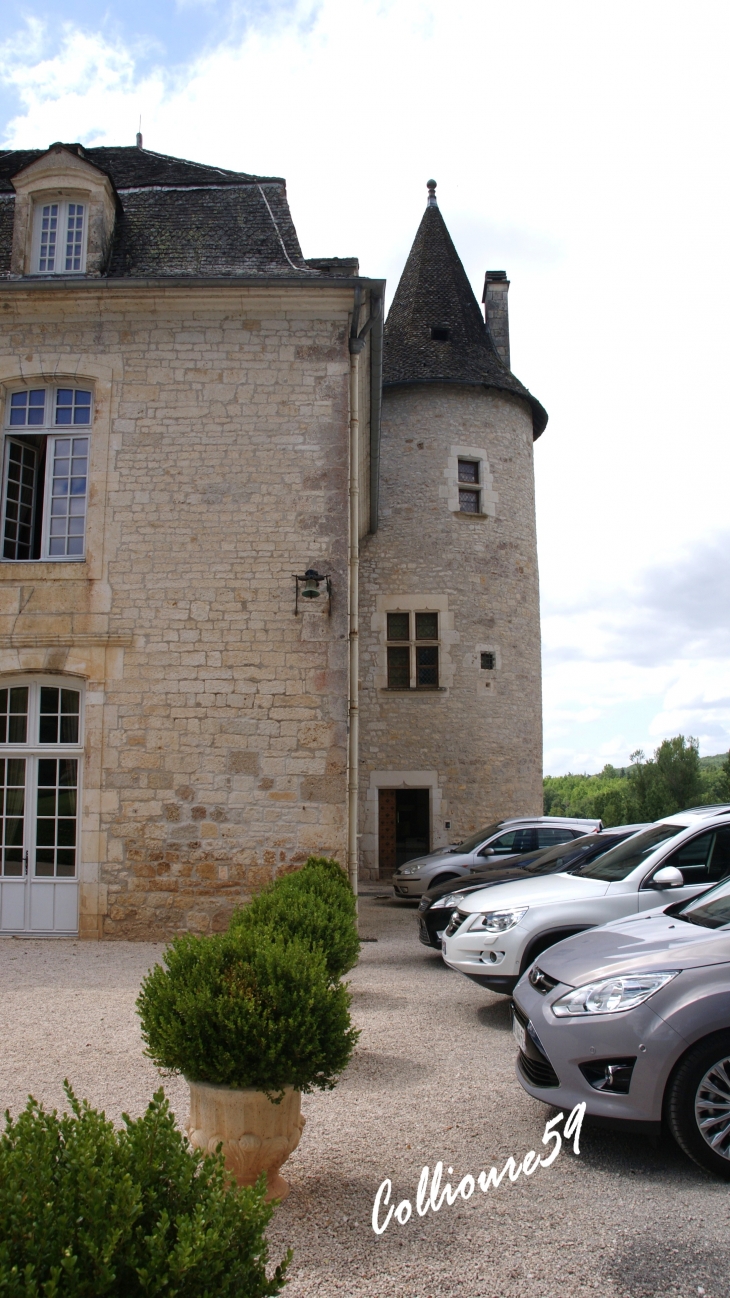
[
  {"xmin": 512, "ymin": 876, "xmax": 730, "ymax": 1178},
  {"xmin": 391, "ymin": 816, "xmax": 601, "ymax": 898}
]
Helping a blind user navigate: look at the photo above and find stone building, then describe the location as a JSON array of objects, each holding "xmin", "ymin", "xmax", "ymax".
[
  {"xmin": 359, "ymin": 181, "xmax": 547, "ymax": 877},
  {"xmin": 0, "ymin": 143, "xmax": 545, "ymax": 937}
]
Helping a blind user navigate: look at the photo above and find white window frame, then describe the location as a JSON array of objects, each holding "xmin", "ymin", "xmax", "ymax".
[
  {"xmin": 0, "ymin": 676, "xmax": 84, "ymax": 882},
  {"xmin": 31, "ymin": 197, "xmax": 88, "ymax": 275},
  {"xmin": 1, "ymin": 384, "xmax": 93, "ymax": 563}
]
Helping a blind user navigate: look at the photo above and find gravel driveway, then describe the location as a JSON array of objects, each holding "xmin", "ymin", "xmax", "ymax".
[{"xmin": 1, "ymin": 896, "xmax": 729, "ymax": 1298}]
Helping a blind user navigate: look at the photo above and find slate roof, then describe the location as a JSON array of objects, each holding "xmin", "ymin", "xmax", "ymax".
[
  {"xmin": 0, "ymin": 144, "xmax": 340, "ymax": 280},
  {"xmin": 383, "ymin": 194, "xmax": 547, "ymax": 438}
]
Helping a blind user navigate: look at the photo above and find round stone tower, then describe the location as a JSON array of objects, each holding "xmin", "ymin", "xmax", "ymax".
[{"xmin": 358, "ymin": 181, "xmax": 548, "ymax": 878}]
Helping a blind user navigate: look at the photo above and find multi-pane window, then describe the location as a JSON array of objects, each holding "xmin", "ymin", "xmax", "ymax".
[
  {"xmin": 2, "ymin": 386, "xmax": 92, "ymax": 560},
  {"xmin": 386, "ymin": 612, "xmax": 439, "ymax": 689},
  {"xmin": 458, "ymin": 459, "xmax": 481, "ymax": 513},
  {"xmin": 33, "ymin": 200, "xmax": 87, "ymax": 274},
  {"xmin": 0, "ymin": 681, "xmax": 82, "ymax": 879}
]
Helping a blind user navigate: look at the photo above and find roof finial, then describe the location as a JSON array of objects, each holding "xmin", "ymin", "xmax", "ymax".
[
  {"xmin": 136, "ymin": 117, "xmax": 143, "ymax": 149},
  {"xmin": 427, "ymin": 179, "xmax": 437, "ymax": 207}
]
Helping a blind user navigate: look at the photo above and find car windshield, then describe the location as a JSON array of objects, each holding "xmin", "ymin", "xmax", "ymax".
[
  {"xmin": 571, "ymin": 823, "xmax": 684, "ymax": 882},
  {"xmin": 521, "ymin": 834, "xmax": 625, "ymax": 875},
  {"xmin": 675, "ymin": 877, "xmax": 730, "ymax": 929},
  {"xmin": 449, "ymin": 823, "xmax": 502, "ymax": 854}
]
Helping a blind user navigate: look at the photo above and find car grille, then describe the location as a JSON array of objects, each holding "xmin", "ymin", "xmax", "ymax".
[
  {"xmin": 528, "ymin": 966, "xmax": 560, "ymax": 995},
  {"xmin": 518, "ymin": 1051, "xmax": 560, "ymax": 1089},
  {"xmin": 444, "ymin": 909, "xmax": 469, "ymax": 937}
]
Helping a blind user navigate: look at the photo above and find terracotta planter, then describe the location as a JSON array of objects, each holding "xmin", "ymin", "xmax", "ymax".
[{"xmin": 186, "ymin": 1079, "xmax": 305, "ymax": 1201}]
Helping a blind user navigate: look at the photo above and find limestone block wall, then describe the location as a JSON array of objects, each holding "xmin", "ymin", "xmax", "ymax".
[
  {"xmin": 359, "ymin": 383, "xmax": 543, "ymax": 879},
  {"xmin": 0, "ymin": 283, "xmax": 360, "ymax": 937}
]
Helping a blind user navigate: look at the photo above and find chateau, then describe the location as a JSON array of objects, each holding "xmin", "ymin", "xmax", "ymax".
[{"xmin": 0, "ymin": 142, "xmax": 546, "ymax": 938}]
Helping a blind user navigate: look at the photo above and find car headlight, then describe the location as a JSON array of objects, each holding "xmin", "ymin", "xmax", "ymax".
[
  {"xmin": 431, "ymin": 892, "xmax": 465, "ymax": 910},
  {"xmin": 552, "ymin": 971, "xmax": 680, "ymax": 1017},
  {"xmin": 397, "ymin": 866, "xmax": 420, "ymax": 877},
  {"xmin": 468, "ymin": 907, "xmax": 528, "ymax": 933}
]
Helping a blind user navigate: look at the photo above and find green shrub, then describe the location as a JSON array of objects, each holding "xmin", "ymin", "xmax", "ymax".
[
  {"xmin": 137, "ymin": 927, "xmax": 358, "ymax": 1096},
  {"xmin": 229, "ymin": 856, "xmax": 359, "ymax": 981},
  {"xmin": 298, "ymin": 855, "xmax": 353, "ymax": 892},
  {"xmin": 0, "ymin": 1085, "xmax": 289, "ymax": 1297}
]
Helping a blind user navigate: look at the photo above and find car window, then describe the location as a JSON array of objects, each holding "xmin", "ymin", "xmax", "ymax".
[
  {"xmin": 659, "ymin": 828, "xmax": 730, "ymax": 885},
  {"xmin": 449, "ymin": 823, "xmax": 502, "ymax": 854},
  {"xmin": 536, "ymin": 827, "xmax": 577, "ymax": 847},
  {"xmin": 572, "ymin": 823, "xmax": 685, "ymax": 882},
  {"xmin": 519, "ymin": 833, "xmax": 624, "ymax": 875},
  {"xmin": 675, "ymin": 874, "xmax": 730, "ymax": 929},
  {"xmin": 484, "ymin": 828, "xmax": 537, "ymax": 855},
  {"xmin": 709, "ymin": 828, "xmax": 730, "ymax": 881}
]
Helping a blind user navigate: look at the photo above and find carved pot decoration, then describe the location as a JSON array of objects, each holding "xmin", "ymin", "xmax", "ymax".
[{"xmin": 186, "ymin": 1079, "xmax": 305, "ymax": 1202}]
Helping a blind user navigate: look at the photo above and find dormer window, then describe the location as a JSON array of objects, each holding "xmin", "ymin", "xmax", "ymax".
[{"xmin": 33, "ymin": 200, "xmax": 87, "ymax": 274}]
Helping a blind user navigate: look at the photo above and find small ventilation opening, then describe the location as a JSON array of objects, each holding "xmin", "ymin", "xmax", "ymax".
[{"xmin": 430, "ymin": 326, "xmax": 451, "ymax": 342}]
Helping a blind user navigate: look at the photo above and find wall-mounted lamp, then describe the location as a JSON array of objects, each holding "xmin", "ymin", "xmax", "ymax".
[{"xmin": 293, "ymin": 568, "xmax": 332, "ymax": 615}]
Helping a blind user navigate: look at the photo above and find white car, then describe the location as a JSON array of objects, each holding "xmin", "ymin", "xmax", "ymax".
[{"xmin": 441, "ymin": 811, "xmax": 730, "ymax": 995}]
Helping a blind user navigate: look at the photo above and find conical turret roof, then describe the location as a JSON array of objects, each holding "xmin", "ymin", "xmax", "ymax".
[{"xmin": 383, "ymin": 185, "xmax": 547, "ymax": 437}]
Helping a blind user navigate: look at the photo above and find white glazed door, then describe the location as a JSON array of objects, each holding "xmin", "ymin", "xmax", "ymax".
[
  {"xmin": 0, "ymin": 754, "xmax": 28, "ymax": 930},
  {"xmin": 0, "ymin": 683, "xmax": 80, "ymax": 935}
]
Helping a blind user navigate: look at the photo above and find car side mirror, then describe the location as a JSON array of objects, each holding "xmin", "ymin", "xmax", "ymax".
[
  {"xmin": 478, "ymin": 847, "xmax": 495, "ymax": 858},
  {"xmin": 651, "ymin": 865, "xmax": 685, "ymax": 889}
]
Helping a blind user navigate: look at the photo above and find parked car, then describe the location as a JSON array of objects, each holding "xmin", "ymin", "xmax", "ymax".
[
  {"xmin": 417, "ymin": 826, "xmax": 647, "ymax": 949},
  {"xmin": 391, "ymin": 817, "xmax": 601, "ymax": 898},
  {"xmin": 512, "ymin": 874, "xmax": 730, "ymax": 1178},
  {"xmin": 441, "ymin": 812, "xmax": 730, "ymax": 994}
]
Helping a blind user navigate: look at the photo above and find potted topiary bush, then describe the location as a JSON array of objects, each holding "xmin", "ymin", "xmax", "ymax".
[
  {"xmin": 0, "ymin": 1084, "xmax": 290, "ymax": 1296},
  {"xmin": 137, "ymin": 927, "xmax": 358, "ymax": 1201},
  {"xmin": 229, "ymin": 855, "xmax": 360, "ymax": 982}
]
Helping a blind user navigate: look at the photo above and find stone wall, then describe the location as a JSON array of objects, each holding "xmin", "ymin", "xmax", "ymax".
[
  {"xmin": 0, "ymin": 282, "xmax": 362, "ymax": 937},
  {"xmin": 359, "ymin": 383, "xmax": 543, "ymax": 879}
]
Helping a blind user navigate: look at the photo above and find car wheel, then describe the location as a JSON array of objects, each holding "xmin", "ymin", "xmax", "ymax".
[
  {"xmin": 666, "ymin": 1032, "xmax": 730, "ymax": 1179},
  {"xmin": 429, "ymin": 873, "xmax": 460, "ymax": 891}
]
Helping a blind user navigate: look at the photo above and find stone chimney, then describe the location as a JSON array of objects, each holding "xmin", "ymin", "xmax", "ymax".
[{"xmin": 482, "ymin": 270, "xmax": 510, "ymax": 369}]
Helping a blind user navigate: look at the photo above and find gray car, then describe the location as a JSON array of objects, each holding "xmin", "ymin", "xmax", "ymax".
[
  {"xmin": 512, "ymin": 877, "xmax": 730, "ymax": 1178},
  {"xmin": 391, "ymin": 816, "xmax": 601, "ymax": 898}
]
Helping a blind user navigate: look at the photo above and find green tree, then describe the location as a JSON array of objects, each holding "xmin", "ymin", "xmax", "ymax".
[
  {"xmin": 653, "ymin": 735, "xmax": 703, "ymax": 812},
  {"xmin": 544, "ymin": 736, "xmax": 729, "ymax": 826}
]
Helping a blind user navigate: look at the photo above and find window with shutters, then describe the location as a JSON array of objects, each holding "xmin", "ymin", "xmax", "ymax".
[
  {"xmin": 1, "ymin": 385, "xmax": 92, "ymax": 561},
  {"xmin": 386, "ymin": 612, "xmax": 439, "ymax": 690}
]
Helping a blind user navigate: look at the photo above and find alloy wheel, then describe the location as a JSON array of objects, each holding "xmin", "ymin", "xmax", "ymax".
[{"xmin": 694, "ymin": 1055, "xmax": 730, "ymax": 1161}]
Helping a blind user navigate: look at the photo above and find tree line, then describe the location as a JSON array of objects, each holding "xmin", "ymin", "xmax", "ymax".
[{"xmin": 544, "ymin": 737, "xmax": 730, "ymax": 827}]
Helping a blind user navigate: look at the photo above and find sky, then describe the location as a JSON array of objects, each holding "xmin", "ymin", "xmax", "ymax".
[{"xmin": 1, "ymin": 0, "xmax": 729, "ymax": 776}]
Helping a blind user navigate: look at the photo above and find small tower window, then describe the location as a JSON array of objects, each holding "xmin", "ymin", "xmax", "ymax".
[
  {"xmin": 481, "ymin": 652, "xmax": 495, "ymax": 670},
  {"xmin": 430, "ymin": 326, "xmax": 451, "ymax": 341},
  {"xmin": 386, "ymin": 612, "xmax": 439, "ymax": 689},
  {"xmin": 458, "ymin": 459, "xmax": 480, "ymax": 513}
]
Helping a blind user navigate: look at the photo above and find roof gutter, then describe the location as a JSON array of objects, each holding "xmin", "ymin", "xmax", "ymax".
[{"xmin": 0, "ymin": 274, "xmax": 381, "ymax": 291}]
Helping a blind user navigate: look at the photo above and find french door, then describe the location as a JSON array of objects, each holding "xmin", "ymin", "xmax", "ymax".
[{"xmin": 0, "ymin": 682, "xmax": 81, "ymax": 934}]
